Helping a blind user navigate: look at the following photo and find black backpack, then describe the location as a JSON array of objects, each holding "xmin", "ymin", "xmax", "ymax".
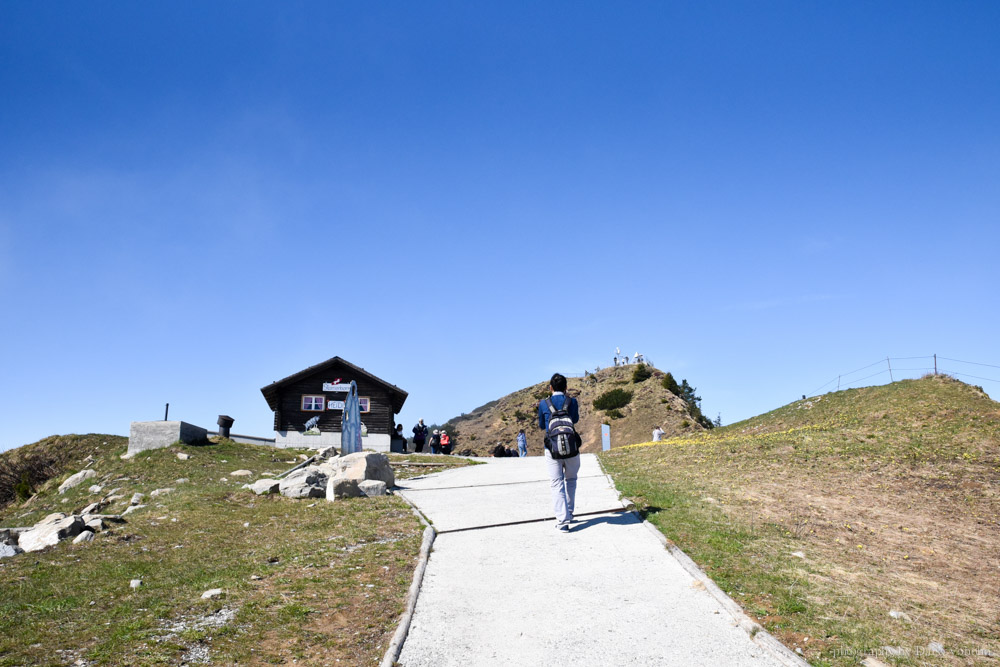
[{"xmin": 545, "ymin": 396, "xmax": 580, "ymax": 459}]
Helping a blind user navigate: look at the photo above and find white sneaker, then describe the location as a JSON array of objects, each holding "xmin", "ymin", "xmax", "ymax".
[{"xmin": 557, "ymin": 523, "xmax": 570, "ymax": 533}]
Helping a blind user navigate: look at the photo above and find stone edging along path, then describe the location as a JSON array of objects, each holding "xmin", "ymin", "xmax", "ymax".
[{"xmin": 381, "ymin": 462, "xmax": 808, "ymax": 667}]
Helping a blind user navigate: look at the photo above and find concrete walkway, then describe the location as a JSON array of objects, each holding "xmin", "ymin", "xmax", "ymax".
[{"xmin": 395, "ymin": 454, "xmax": 793, "ymax": 666}]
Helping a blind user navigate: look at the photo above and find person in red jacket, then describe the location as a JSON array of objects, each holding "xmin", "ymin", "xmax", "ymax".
[{"xmin": 440, "ymin": 430, "xmax": 452, "ymax": 455}]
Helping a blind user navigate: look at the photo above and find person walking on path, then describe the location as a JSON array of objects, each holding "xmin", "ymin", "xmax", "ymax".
[
  {"xmin": 537, "ymin": 373, "xmax": 581, "ymax": 532},
  {"xmin": 516, "ymin": 429, "xmax": 528, "ymax": 457},
  {"xmin": 652, "ymin": 425, "xmax": 665, "ymax": 442},
  {"xmin": 440, "ymin": 430, "xmax": 452, "ymax": 455},
  {"xmin": 412, "ymin": 419, "xmax": 428, "ymax": 452},
  {"xmin": 429, "ymin": 429, "xmax": 441, "ymax": 454}
]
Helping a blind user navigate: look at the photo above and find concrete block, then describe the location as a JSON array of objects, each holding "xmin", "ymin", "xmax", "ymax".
[{"xmin": 128, "ymin": 421, "xmax": 208, "ymax": 457}]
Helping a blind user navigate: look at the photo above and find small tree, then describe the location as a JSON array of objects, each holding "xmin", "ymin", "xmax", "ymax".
[
  {"xmin": 593, "ymin": 388, "xmax": 633, "ymax": 411},
  {"xmin": 661, "ymin": 372, "xmax": 680, "ymax": 395},
  {"xmin": 631, "ymin": 363, "xmax": 653, "ymax": 383}
]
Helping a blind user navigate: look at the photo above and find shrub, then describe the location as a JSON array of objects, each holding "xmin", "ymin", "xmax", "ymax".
[
  {"xmin": 680, "ymin": 419, "xmax": 691, "ymax": 428},
  {"xmin": 661, "ymin": 372, "xmax": 680, "ymax": 395},
  {"xmin": 632, "ymin": 364, "xmax": 653, "ymax": 383},
  {"xmin": 513, "ymin": 409, "xmax": 530, "ymax": 422},
  {"xmin": 593, "ymin": 388, "xmax": 633, "ymax": 411},
  {"xmin": 606, "ymin": 408, "xmax": 624, "ymax": 420}
]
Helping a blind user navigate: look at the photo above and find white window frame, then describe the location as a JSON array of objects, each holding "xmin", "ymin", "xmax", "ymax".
[
  {"xmin": 301, "ymin": 395, "xmax": 325, "ymax": 412},
  {"xmin": 359, "ymin": 397, "xmax": 371, "ymax": 413}
]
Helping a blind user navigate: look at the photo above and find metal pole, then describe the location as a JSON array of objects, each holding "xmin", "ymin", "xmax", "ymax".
[
  {"xmin": 887, "ymin": 357, "xmax": 893, "ymax": 382},
  {"xmin": 934, "ymin": 353, "xmax": 937, "ymax": 375},
  {"xmin": 837, "ymin": 375, "xmax": 840, "ymax": 391},
  {"xmin": 164, "ymin": 403, "xmax": 169, "ymax": 420}
]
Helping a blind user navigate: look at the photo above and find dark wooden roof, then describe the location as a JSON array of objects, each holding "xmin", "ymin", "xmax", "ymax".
[{"xmin": 260, "ymin": 356, "xmax": 409, "ymax": 414}]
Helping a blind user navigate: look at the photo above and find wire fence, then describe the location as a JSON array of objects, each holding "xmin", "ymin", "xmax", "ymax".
[{"xmin": 806, "ymin": 354, "xmax": 1000, "ymax": 398}]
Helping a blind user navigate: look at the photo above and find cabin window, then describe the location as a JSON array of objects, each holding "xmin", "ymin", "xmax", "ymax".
[
  {"xmin": 301, "ymin": 395, "xmax": 325, "ymax": 411},
  {"xmin": 359, "ymin": 397, "xmax": 371, "ymax": 413}
]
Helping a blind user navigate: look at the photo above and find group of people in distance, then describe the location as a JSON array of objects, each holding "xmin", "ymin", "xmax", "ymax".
[{"xmin": 409, "ymin": 419, "xmax": 452, "ymax": 455}]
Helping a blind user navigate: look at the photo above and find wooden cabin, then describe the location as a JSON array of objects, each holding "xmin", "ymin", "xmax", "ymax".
[{"xmin": 260, "ymin": 356, "xmax": 408, "ymax": 451}]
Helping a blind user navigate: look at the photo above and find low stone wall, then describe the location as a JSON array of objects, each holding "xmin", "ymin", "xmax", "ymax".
[{"xmin": 127, "ymin": 421, "xmax": 208, "ymax": 457}]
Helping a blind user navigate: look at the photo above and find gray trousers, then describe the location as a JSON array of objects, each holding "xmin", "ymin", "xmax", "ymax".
[{"xmin": 545, "ymin": 449, "xmax": 581, "ymax": 524}]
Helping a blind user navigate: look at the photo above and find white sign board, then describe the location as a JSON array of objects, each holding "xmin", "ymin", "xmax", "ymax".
[
  {"xmin": 323, "ymin": 383, "xmax": 352, "ymax": 392},
  {"xmin": 327, "ymin": 401, "xmax": 346, "ymax": 411}
]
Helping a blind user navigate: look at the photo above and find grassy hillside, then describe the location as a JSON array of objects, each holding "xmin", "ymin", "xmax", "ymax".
[
  {"xmin": 0, "ymin": 437, "xmax": 470, "ymax": 666},
  {"xmin": 601, "ymin": 375, "xmax": 1000, "ymax": 665},
  {"xmin": 442, "ymin": 365, "xmax": 708, "ymax": 456}
]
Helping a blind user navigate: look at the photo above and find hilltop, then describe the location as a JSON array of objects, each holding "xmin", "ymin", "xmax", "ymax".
[
  {"xmin": 440, "ymin": 365, "xmax": 711, "ymax": 455},
  {"xmin": 602, "ymin": 375, "xmax": 1000, "ymax": 664}
]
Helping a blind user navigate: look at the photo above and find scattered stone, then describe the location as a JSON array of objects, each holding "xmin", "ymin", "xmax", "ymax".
[
  {"xmin": 122, "ymin": 504, "xmax": 146, "ymax": 516},
  {"xmin": 889, "ymin": 610, "xmax": 912, "ymax": 622},
  {"xmin": 250, "ymin": 575, "xmax": 263, "ymax": 581},
  {"xmin": 175, "ymin": 478, "xmax": 189, "ymax": 484},
  {"xmin": 105, "ymin": 494, "xmax": 125, "ymax": 503},
  {"xmin": 927, "ymin": 642, "xmax": 945, "ymax": 655},
  {"xmin": 358, "ymin": 480, "xmax": 387, "ymax": 497},
  {"xmin": 230, "ymin": 470, "xmax": 252, "ymax": 477},
  {"xmin": 130, "ymin": 579, "xmax": 142, "ymax": 589},
  {"xmin": 150, "ymin": 488, "xmax": 174, "ymax": 498},
  {"xmin": 790, "ymin": 551, "xmax": 806, "ymax": 559},
  {"xmin": 278, "ymin": 467, "xmax": 328, "ymax": 499},
  {"xmin": 177, "ymin": 452, "xmax": 190, "ymax": 461},
  {"xmin": 247, "ymin": 479, "xmax": 280, "ymax": 495},
  {"xmin": 327, "ymin": 477, "xmax": 363, "ymax": 500},
  {"xmin": 73, "ymin": 531, "xmax": 95, "ymax": 544},
  {"xmin": 18, "ymin": 514, "xmax": 87, "ymax": 552},
  {"xmin": 130, "ymin": 493, "xmax": 144, "ymax": 506},
  {"xmin": 59, "ymin": 469, "xmax": 97, "ymax": 494},
  {"xmin": 0, "ymin": 543, "xmax": 23, "ymax": 558},
  {"xmin": 317, "ymin": 446, "xmax": 339, "ymax": 459},
  {"xmin": 80, "ymin": 501, "xmax": 106, "ymax": 515},
  {"xmin": 88, "ymin": 485, "xmax": 103, "ymax": 494},
  {"xmin": 83, "ymin": 517, "xmax": 105, "ymax": 532},
  {"xmin": 299, "ymin": 454, "xmax": 309, "ymax": 461},
  {"xmin": 201, "ymin": 588, "xmax": 224, "ymax": 600}
]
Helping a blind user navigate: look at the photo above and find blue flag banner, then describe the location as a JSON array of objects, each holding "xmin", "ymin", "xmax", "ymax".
[
  {"xmin": 341, "ymin": 381, "xmax": 363, "ymax": 455},
  {"xmin": 601, "ymin": 424, "xmax": 611, "ymax": 451}
]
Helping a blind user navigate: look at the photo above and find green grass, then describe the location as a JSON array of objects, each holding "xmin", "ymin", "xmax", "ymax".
[
  {"xmin": 0, "ymin": 438, "xmax": 470, "ymax": 666},
  {"xmin": 601, "ymin": 376, "xmax": 1000, "ymax": 666}
]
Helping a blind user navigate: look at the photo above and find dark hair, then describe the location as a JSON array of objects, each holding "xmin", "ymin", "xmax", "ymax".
[{"xmin": 550, "ymin": 373, "xmax": 567, "ymax": 392}]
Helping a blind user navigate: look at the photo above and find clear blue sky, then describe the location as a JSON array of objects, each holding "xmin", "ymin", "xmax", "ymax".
[{"xmin": 2, "ymin": 2, "xmax": 998, "ymax": 451}]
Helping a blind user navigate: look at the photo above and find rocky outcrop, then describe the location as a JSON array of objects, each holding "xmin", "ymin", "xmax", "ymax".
[
  {"xmin": 247, "ymin": 479, "xmax": 280, "ymax": 495},
  {"xmin": 18, "ymin": 513, "xmax": 87, "ymax": 552},
  {"xmin": 58, "ymin": 469, "xmax": 97, "ymax": 494},
  {"xmin": 358, "ymin": 480, "xmax": 387, "ymax": 497},
  {"xmin": 327, "ymin": 477, "xmax": 363, "ymax": 499},
  {"xmin": 322, "ymin": 452, "xmax": 395, "ymax": 487}
]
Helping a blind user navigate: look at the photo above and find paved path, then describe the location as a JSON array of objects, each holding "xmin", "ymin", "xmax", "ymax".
[{"xmin": 395, "ymin": 454, "xmax": 790, "ymax": 666}]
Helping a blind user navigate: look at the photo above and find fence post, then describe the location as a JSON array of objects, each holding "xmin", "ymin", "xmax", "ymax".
[
  {"xmin": 887, "ymin": 357, "xmax": 893, "ymax": 382},
  {"xmin": 934, "ymin": 354, "xmax": 937, "ymax": 375},
  {"xmin": 837, "ymin": 375, "xmax": 840, "ymax": 391}
]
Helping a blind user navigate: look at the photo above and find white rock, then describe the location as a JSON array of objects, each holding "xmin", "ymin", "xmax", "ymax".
[
  {"xmin": 889, "ymin": 610, "xmax": 912, "ymax": 622},
  {"xmin": 927, "ymin": 642, "xmax": 945, "ymax": 655},
  {"xmin": 324, "ymin": 452, "xmax": 395, "ymax": 487},
  {"xmin": 122, "ymin": 504, "xmax": 146, "ymax": 516},
  {"xmin": 230, "ymin": 470, "xmax": 252, "ymax": 477},
  {"xmin": 130, "ymin": 579, "xmax": 142, "ymax": 589},
  {"xmin": 59, "ymin": 469, "xmax": 97, "ymax": 494},
  {"xmin": 175, "ymin": 478, "xmax": 189, "ymax": 484},
  {"xmin": 248, "ymin": 479, "xmax": 280, "ymax": 495},
  {"xmin": 150, "ymin": 488, "xmax": 174, "ymax": 498},
  {"xmin": 358, "ymin": 479, "xmax": 387, "ymax": 497},
  {"xmin": 278, "ymin": 467, "xmax": 328, "ymax": 499},
  {"xmin": 18, "ymin": 515, "xmax": 86, "ymax": 552},
  {"xmin": 326, "ymin": 476, "xmax": 363, "ymax": 500},
  {"xmin": 130, "ymin": 493, "xmax": 144, "ymax": 506},
  {"xmin": 790, "ymin": 551, "xmax": 806, "ymax": 559},
  {"xmin": 201, "ymin": 588, "xmax": 224, "ymax": 600},
  {"xmin": 80, "ymin": 502, "xmax": 105, "ymax": 515},
  {"xmin": 105, "ymin": 494, "xmax": 125, "ymax": 502},
  {"xmin": 73, "ymin": 530, "xmax": 95, "ymax": 544},
  {"xmin": 84, "ymin": 517, "xmax": 105, "ymax": 532},
  {"xmin": 177, "ymin": 452, "xmax": 190, "ymax": 460},
  {"xmin": 88, "ymin": 485, "xmax": 103, "ymax": 494},
  {"xmin": 0, "ymin": 543, "xmax": 23, "ymax": 558}
]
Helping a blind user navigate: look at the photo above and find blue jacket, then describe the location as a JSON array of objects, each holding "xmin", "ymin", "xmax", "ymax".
[{"xmin": 537, "ymin": 392, "xmax": 580, "ymax": 431}]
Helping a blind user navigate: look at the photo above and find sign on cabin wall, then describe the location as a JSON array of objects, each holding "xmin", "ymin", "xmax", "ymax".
[
  {"xmin": 327, "ymin": 401, "xmax": 346, "ymax": 410},
  {"xmin": 323, "ymin": 382, "xmax": 352, "ymax": 392}
]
